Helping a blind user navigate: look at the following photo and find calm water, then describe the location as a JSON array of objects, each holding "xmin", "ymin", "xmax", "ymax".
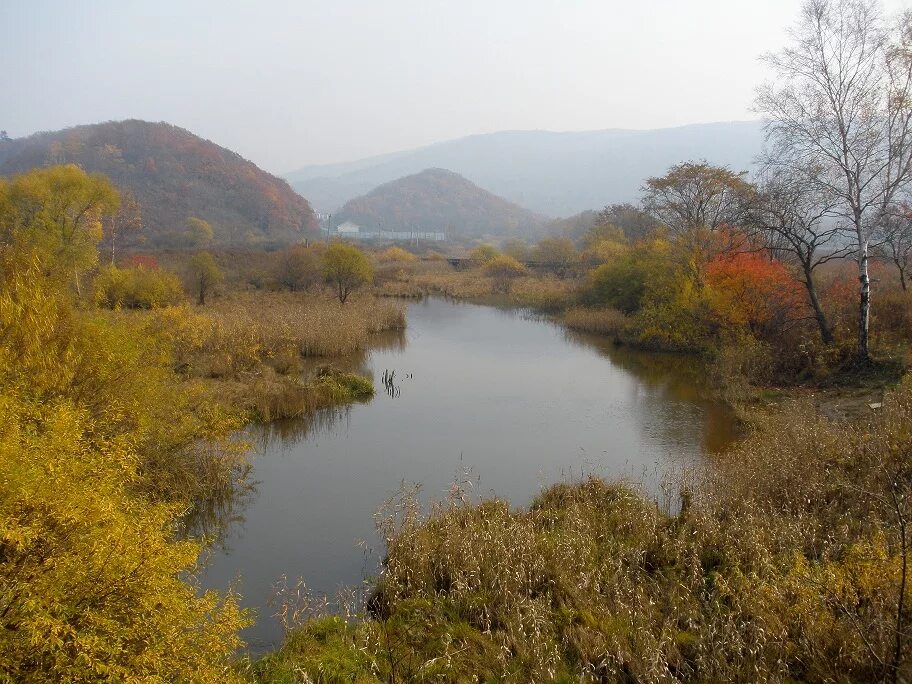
[{"xmin": 198, "ymin": 297, "xmax": 738, "ymax": 651}]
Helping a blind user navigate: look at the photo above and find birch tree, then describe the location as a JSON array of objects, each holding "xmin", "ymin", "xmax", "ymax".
[{"xmin": 756, "ymin": 0, "xmax": 912, "ymax": 360}]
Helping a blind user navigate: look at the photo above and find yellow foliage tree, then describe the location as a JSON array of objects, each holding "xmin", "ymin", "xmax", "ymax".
[{"xmin": 0, "ymin": 164, "xmax": 119, "ymax": 294}]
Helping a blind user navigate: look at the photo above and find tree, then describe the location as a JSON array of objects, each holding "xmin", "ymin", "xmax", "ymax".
[
  {"xmin": 274, "ymin": 243, "xmax": 321, "ymax": 292},
  {"xmin": 756, "ymin": 0, "xmax": 912, "ymax": 360},
  {"xmin": 185, "ymin": 216, "xmax": 214, "ymax": 247},
  {"xmin": 880, "ymin": 204, "xmax": 912, "ymax": 290},
  {"xmin": 322, "ymin": 242, "xmax": 373, "ymax": 304},
  {"xmin": 0, "ymin": 130, "xmax": 10, "ymax": 141},
  {"xmin": 593, "ymin": 203, "xmax": 659, "ymax": 242},
  {"xmin": 642, "ymin": 162, "xmax": 754, "ymax": 236},
  {"xmin": 532, "ymin": 237, "xmax": 579, "ymax": 276},
  {"xmin": 189, "ymin": 251, "xmax": 223, "ymax": 305},
  {"xmin": 752, "ymin": 171, "xmax": 850, "ymax": 343},
  {"xmin": 483, "ymin": 254, "xmax": 527, "ymax": 293},
  {"xmin": 104, "ymin": 189, "xmax": 142, "ymax": 264},
  {"xmin": 0, "ymin": 164, "xmax": 120, "ymax": 294}
]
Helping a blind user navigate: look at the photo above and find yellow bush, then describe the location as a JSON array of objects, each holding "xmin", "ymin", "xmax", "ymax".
[
  {"xmin": 377, "ymin": 246, "xmax": 418, "ymax": 263},
  {"xmin": 0, "ymin": 268, "xmax": 250, "ymax": 681},
  {"xmin": 94, "ymin": 264, "xmax": 184, "ymax": 309}
]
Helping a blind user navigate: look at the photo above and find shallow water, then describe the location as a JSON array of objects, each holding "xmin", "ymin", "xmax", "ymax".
[{"xmin": 198, "ymin": 297, "xmax": 739, "ymax": 651}]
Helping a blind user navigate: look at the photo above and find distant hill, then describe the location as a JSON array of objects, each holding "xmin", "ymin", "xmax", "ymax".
[
  {"xmin": 334, "ymin": 168, "xmax": 546, "ymax": 237},
  {"xmin": 0, "ymin": 120, "xmax": 318, "ymax": 246},
  {"xmin": 286, "ymin": 121, "xmax": 765, "ymax": 217}
]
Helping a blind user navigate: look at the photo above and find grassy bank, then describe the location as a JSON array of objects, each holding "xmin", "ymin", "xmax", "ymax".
[
  {"xmin": 112, "ymin": 291, "xmax": 405, "ymax": 422},
  {"xmin": 253, "ymin": 375, "xmax": 912, "ymax": 682}
]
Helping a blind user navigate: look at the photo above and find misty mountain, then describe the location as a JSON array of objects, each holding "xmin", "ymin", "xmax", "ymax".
[
  {"xmin": 0, "ymin": 120, "xmax": 319, "ymax": 246},
  {"xmin": 334, "ymin": 168, "xmax": 547, "ymax": 237},
  {"xmin": 287, "ymin": 121, "xmax": 765, "ymax": 217}
]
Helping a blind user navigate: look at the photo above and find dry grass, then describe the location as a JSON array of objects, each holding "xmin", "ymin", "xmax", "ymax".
[
  {"xmin": 204, "ymin": 291, "xmax": 405, "ymax": 361},
  {"xmin": 563, "ymin": 305, "xmax": 630, "ymax": 336},
  {"xmin": 137, "ymin": 291, "xmax": 404, "ymax": 421},
  {"xmin": 374, "ymin": 261, "xmax": 579, "ymax": 312},
  {"xmin": 256, "ymin": 377, "xmax": 912, "ymax": 682}
]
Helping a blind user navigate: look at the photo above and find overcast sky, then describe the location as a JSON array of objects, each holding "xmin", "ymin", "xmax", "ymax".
[{"xmin": 1, "ymin": 0, "xmax": 908, "ymax": 173}]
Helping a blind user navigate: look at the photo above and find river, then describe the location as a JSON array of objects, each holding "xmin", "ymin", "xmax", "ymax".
[{"xmin": 198, "ymin": 297, "xmax": 739, "ymax": 651}]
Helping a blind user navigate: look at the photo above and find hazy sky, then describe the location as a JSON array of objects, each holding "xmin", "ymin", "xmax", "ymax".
[{"xmin": 1, "ymin": 0, "xmax": 907, "ymax": 173}]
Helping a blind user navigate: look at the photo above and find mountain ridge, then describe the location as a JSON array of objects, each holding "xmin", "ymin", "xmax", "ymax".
[
  {"xmin": 286, "ymin": 121, "xmax": 766, "ymax": 217},
  {"xmin": 0, "ymin": 119, "xmax": 319, "ymax": 247},
  {"xmin": 334, "ymin": 167, "xmax": 547, "ymax": 237}
]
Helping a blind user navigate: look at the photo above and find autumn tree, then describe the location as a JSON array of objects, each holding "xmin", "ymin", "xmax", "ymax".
[
  {"xmin": 274, "ymin": 243, "xmax": 321, "ymax": 292},
  {"xmin": 756, "ymin": 0, "xmax": 912, "ymax": 360},
  {"xmin": 704, "ymin": 251, "xmax": 804, "ymax": 338},
  {"xmin": 594, "ymin": 203, "xmax": 659, "ymax": 242},
  {"xmin": 752, "ymin": 171, "xmax": 849, "ymax": 343},
  {"xmin": 0, "ymin": 164, "xmax": 119, "ymax": 293},
  {"xmin": 104, "ymin": 189, "xmax": 142, "ymax": 264},
  {"xmin": 189, "ymin": 251, "xmax": 223, "ymax": 305},
  {"xmin": 532, "ymin": 237, "xmax": 579, "ymax": 276},
  {"xmin": 322, "ymin": 242, "xmax": 373, "ymax": 304},
  {"xmin": 185, "ymin": 216, "xmax": 214, "ymax": 247},
  {"xmin": 642, "ymin": 162, "xmax": 754, "ymax": 237}
]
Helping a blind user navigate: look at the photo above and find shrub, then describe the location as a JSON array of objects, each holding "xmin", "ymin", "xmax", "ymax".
[
  {"xmin": 581, "ymin": 258, "xmax": 648, "ymax": 313},
  {"xmin": 377, "ymin": 246, "xmax": 418, "ymax": 263},
  {"xmin": 94, "ymin": 263, "xmax": 184, "ymax": 309},
  {"xmin": 273, "ymin": 243, "xmax": 322, "ymax": 292},
  {"xmin": 482, "ymin": 254, "xmax": 527, "ymax": 292},
  {"xmin": 469, "ymin": 243, "xmax": 498, "ymax": 263}
]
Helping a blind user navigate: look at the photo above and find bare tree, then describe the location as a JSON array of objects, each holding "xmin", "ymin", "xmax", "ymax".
[
  {"xmin": 753, "ymin": 170, "xmax": 851, "ymax": 343},
  {"xmin": 756, "ymin": 0, "xmax": 912, "ymax": 360},
  {"xmin": 879, "ymin": 203, "xmax": 912, "ymax": 290}
]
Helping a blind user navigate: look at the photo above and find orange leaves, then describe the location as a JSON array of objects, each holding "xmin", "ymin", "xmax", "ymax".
[{"xmin": 704, "ymin": 251, "xmax": 804, "ymax": 334}]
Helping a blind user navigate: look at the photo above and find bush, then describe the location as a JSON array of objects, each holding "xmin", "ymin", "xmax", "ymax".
[
  {"xmin": 0, "ymin": 267, "xmax": 249, "ymax": 681},
  {"xmin": 482, "ymin": 254, "xmax": 527, "ymax": 292},
  {"xmin": 94, "ymin": 263, "xmax": 184, "ymax": 309},
  {"xmin": 377, "ymin": 246, "xmax": 418, "ymax": 263},
  {"xmin": 581, "ymin": 258, "xmax": 648, "ymax": 313},
  {"xmin": 469, "ymin": 243, "xmax": 498, "ymax": 263},
  {"xmin": 273, "ymin": 243, "xmax": 322, "ymax": 292}
]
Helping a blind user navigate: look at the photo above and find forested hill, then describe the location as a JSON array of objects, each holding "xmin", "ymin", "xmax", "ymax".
[
  {"xmin": 286, "ymin": 121, "xmax": 765, "ymax": 216},
  {"xmin": 334, "ymin": 168, "xmax": 547, "ymax": 237},
  {"xmin": 0, "ymin": 120, "xmax": 319, "ymax": 246}
]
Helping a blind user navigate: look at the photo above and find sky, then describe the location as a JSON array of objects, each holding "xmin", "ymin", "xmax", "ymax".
[{"xmin": 1, "ymin": 0, "xmax": 908, "ymax": 174}]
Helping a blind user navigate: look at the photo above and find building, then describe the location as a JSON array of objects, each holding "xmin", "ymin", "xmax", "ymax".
[{"xmin": 335, "ymin": 221, "xmax": 361, "ymax": 235}]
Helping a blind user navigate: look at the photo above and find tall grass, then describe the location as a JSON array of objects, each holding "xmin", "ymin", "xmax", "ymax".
[
  {"xmin": 255, "ymin": 377, "xmax": 912, "ymax": 682},
  {"xmin": 134, "ymin": 291, "xmax": 403, "ymax": 421},
  {"xmin": 563, "ymin": 305, "xmax": 629, "ymax": 337}
]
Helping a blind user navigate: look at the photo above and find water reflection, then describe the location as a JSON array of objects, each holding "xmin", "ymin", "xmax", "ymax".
[
  {"xmin": 198, "ymin": 298, "xmax": 741, "ymax": 651},
  {"xmin": 251, "ymin": 406, "xmax": 353, "ymax": 452}
]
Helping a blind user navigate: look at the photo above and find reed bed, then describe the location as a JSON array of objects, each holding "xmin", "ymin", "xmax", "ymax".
[
  {"xmin": 562, "ymin": 305, "xmax": 630, "ymax": 337},
  {"xmin": 255, "ymin": 377, "xmax": 912, "ymax": 682},
  {"xmin": 137, "ymin": 291, "xmax": 402, "ymax": 421}
]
